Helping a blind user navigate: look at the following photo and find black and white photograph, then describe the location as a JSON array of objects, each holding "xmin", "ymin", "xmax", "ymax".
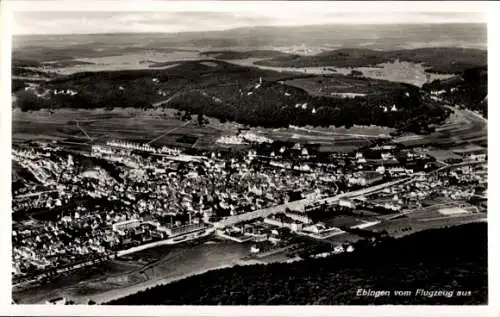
[{"xmin": 2, "ymin": 0, "xmax": 495, "ymax": 312}]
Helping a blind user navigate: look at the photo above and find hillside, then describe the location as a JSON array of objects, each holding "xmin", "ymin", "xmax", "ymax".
[
  {"xmin": 255, "ymin": 47, "xmax": 487, "ymax": 74},
  {"xmin": 13, "ymin": 60, "xmax": 449, "ymax": 133},
  {"xmin": 13, "ymin": 24, "xmax": 486, "ymax": 55},
  {"xmin": 200, "ymin": 50, "xmax": 291, "ymax": 60},
  {"xmin": 423, "ymin": 66, "xmax": 488, "ymax": 117},
  {"xmin": 109, "ymin": 223, "xmax": 487, "ymax": 305}
]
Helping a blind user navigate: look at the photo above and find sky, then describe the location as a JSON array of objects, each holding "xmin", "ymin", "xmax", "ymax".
[{"xmin": 7, "ymin": 1, "xmax": 489, "ymax": 35}]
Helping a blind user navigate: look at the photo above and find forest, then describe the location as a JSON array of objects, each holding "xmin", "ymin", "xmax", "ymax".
[
  {"xmin": 200, "ymin": 50, "xmax": 292, "ymax": 60},
  {"xmin": 109, "ymin": 223, "xmax": 487, "ymax": 305},
  {"xmin": 422, "ymin": 66, "xmax": 488, "ymax": 117},
  {"xmin": 13, "ymin": 60, "xmax": 450, "ymax": 134},
  {"xmin": 255, "ymin": 47, "xmax": 487, "ymax": 74}
]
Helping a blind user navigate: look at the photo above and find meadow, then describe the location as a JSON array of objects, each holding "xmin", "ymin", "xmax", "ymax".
[
  {"xmin": 9, "ymin": 113, "xmax": 414, "ymax": 155},
  {"xmin": 394, "ymin": 108, "xmax": 487, "ymax": 147},
  {"xmin": 13, "ymin": 107, "xmax": 393, "ymax": 154},
  {"xmin": 229, "ymin": 58, "xmax": 454, "ymax": 87},
  {"xmin": 23, "ymin": 51, "xmax": 202, "ymax": 75},
  {"xmin": 12, "ymin": 108, "xmax": 224, "ymax": 150}
]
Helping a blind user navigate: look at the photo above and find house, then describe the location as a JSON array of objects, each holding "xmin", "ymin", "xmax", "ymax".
[
  {"xmin": 301, "ymin": 147, "xmax": 309, "ymax": 157},
  {"xmin": 376, "ymin": 166, "xmax": 386, "ymax": 174},
  {"xmin": 453, "ymin": 147, "xmax": 486, "ymax": 160},
  {"xmin": 333, "ymin": 245, "xmax": 345, "ymax": 254},
  {"xmin": 250, "ymin": 245, "xmax": 260, "ymax": 254},
  {"xmin": 431, "ymin": 89, "xmax": 446, "ymax": 96},
  {"xmin": 268, "ymin": 233, "xmax": 281, "ymax": 244},
  {"xmin": 348, "ymin": 171, "xmax": 383, "ymax": 186},
  {"xmin": 383, "ymin": 202, "xmax": 402, "ymax": 211},
  {"xmin": 338, "ymin": 199, "xmax": 357, "ymax": 209},
  {"xmin": 381, "ymin": 152, "xmax": 394, "ymax": 161},
  {"xmin": 357, "ymin": 157, "xmax": 367, "ymax": 164},
  {"xmin": 303, "ymin": 222, "xmax": 327, "ymax": 234}
]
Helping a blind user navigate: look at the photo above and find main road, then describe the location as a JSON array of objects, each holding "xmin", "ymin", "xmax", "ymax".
[
  {"xmin": 213, "ymin": 159, "xmax": 486, "ymax": 229},
  {"xmin": 213, "ymin": 177, "xmax": 411, "ymax": 229}
]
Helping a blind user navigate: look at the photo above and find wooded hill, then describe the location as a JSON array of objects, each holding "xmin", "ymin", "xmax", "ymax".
[{"xmin": 13, "ymin": 60, "xmax": 449, "ymax": 134}]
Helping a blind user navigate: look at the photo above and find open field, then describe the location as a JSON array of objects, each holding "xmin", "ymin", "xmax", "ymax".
[
  {"xmin": 285, "ymin": 125, "xmax": 395, "ymax": 136},
  {"xmin": 427, "ymin": 149, "xmax": 462, "ymax": 162},
  {"xmin": 227, "ymin": 59, "xmax": 454, "ymax": 87},
  {"xmin": 404, "ymin": 202, "xmax": 479, "ymax": 220},
  {"xmin": 13, "ymin": 108, "xmax": 391, "ymax": 153},
  {"xmin": 251, "ymin": 125, "xmax": 392, "ymax": 153},
  {"xmin": 25, "ymin": 51, "xmax": 203, "ymax": 75},
  {"xmin": 201, "ymin": 50, "xmax": 291, "ymax": 60},
  {"xmin": 438, "ymin": 207, "xmax": 470, "ymax": 216},
  {"xmin": 394, "ymin": 108, "xmax": 487, "ymax": 147},
  {"xmin": 12, "ymin": 105, "xmax": 485, "ymax": 155},
  {"xmin": 12, "ymin": 108, "xmax": 225, "ymax": 150},
  {"xmin": 225, "ymin": 58, "xmax": 340, "ymax": 75},
  {"xmin": 369, "ymin": 212, "xmax": 485, "ymax": 239},
  {"xmin": 282, "ymin": 73, "xmax": 405, "ymax": 97},
  {"xmin": 420, "ymin": 197, "xmax": 460, "ymax": 207},
  {"xmin": 328, "ymin": 61, "xmax": 454, "ymax": 87},
  {"xmin": 14, "ymin": 103, "xmax": 461, "ymax": 155},
  {"xmin": 323, "ymin": 214, "xmax": 379, "ymax": 228}
]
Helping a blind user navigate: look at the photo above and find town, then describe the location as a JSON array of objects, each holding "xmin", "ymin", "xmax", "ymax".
[{"xmin": 12, "ymin": 130, "xmax": 487, "ymax": 292}]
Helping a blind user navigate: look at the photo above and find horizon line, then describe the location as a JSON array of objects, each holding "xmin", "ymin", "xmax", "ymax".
[{"xmin": 12, "ymin": 21, "xmax": 487, "ymax": 37}]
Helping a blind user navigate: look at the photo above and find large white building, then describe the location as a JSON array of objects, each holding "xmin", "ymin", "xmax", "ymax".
[
  {"xmin": 160, "ymin": 222, "xmax": 206, "ymax": 237},
  {"xmin": 112, "ymin": 219, "xmax": 141, "ymax": 232},
  {"xmin": 348, "ymin": 172, "xmax": 383, "ymax": 186},
  {"xmin": 241, "ymin": 132, "xmax": 273, "ymax": 144},
  {"xmin": 338, "ymin": 199, "xmax": 357, "ymax": 209}
]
